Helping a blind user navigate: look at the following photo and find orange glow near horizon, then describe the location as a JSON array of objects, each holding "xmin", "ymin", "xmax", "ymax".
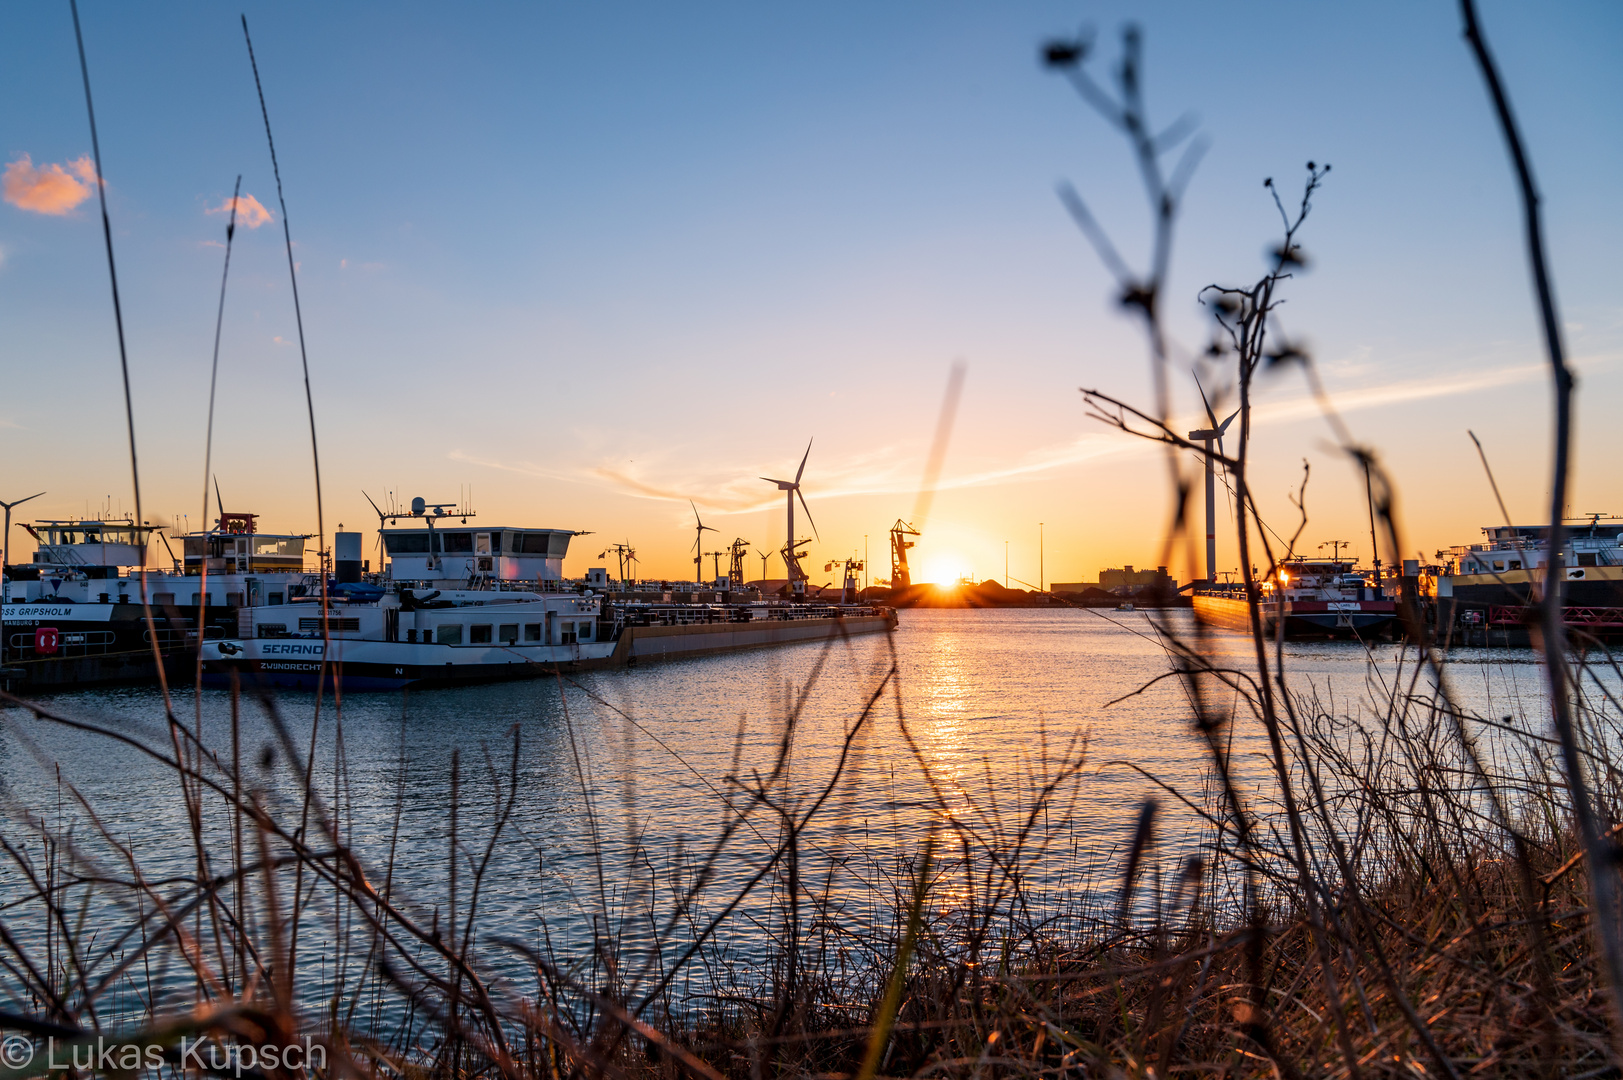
[{"xmin": 919, "ymin": 554, "xmax": 972, "ymax": 586}]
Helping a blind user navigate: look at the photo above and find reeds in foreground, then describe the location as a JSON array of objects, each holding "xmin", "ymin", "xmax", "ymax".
[{"xmin": 1, "ymin": 3, "xmax": 1616, "ymax": 1078}]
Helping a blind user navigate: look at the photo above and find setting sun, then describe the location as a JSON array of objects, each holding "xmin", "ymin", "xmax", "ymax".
[{"xmin": 919, "ymin": 554, "xmax": 973, "ymax": 586}]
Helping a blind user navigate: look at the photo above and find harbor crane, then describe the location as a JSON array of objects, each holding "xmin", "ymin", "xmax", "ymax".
[
  {"xmin": 599, "ymin": 541, "xmax": 638, "ymax": 590},
  {"xmin": 889, "ymin": 519, "xmax": 920, "ymax": 589},
  {"xmin": 824, "ymin": 557, "xmax": 865, "ymax": 603},
  {"xmin": 705, "ymin": 550, "xmax": 727, "ymax": 584},
  {"xmin": 727, "ymin": 538, "xmax": 751, "ymax": 590}
]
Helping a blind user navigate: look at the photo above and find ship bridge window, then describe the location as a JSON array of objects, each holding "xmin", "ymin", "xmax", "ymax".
[
  {"xmin": 436, "ymin": 624, "xmax": 463, "ymax": 645},
  {"xmin": 384, "ymin": 533, "xmax": 431, "ymax": 554},
  {"xmin": 439, "ymin": 532, "xmax": 473, "ymax": 553},
  {"xmin": 519, "ymin": 533, "xmax": 551, "ymax": 555},
  {"xmin": 254, "ymin": 537, "xmax": 304, "ymax": 557}
]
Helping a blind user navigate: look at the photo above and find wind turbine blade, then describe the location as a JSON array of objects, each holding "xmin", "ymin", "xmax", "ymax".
[
  {"xmin": 1192, "ymin": 369, "xmax": 1218, "ymax": 431},
  {"xmin": 1218, "ymin": 407, "xmax": 1240, "ymax": 435},
  {"xmin": 796, "ymin": 487, "xmax": 819, "ymax": 542},
  {"xmin": 795, "ymin": 438, "xmax": 812, "ymax": 484},
  {"xmin": 762, "ymin": 476, "xmax": 793, "ymax": 488}
]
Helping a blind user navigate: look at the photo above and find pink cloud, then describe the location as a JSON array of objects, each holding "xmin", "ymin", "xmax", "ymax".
[
  {"xmin": 205, "ymin": 193, "xmax": 274, "ymax": 229},
  {"xmin": 2, "ymin": 154, "xmax": 98, "ymax": 215}
]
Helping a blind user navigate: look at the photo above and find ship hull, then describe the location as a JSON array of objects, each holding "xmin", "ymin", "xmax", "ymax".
[
  {"xmin": 202, "ymin": 611, "xmax": 897, "ymax": 691},
  {"xmin": 1193, "ymin": 594, "xmax": 1397, "ymax": 638},
  {"xmin": 1, "ymin": 600, "xmax": 243, "ymax": 690},
  {"xmin": 1437, "ymin": 565, "xmax": 1623, "ymax": 642}
]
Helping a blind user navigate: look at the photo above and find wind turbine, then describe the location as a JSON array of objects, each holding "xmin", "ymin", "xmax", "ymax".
[
  {"xmin": 1, "ymin": 491, "xmax": 45, "ymax": 574},
  {"xmin": 1189, "ymin": 376, "xmax": 1240, "ymax": 585},
  {"xmin": 690, "ymin": 501, "xmax": 717, "ymax": 585},
  {"xmin": 362, "ymin": 491, "xmax": 394, "ymax": 572},
  {"xmin": 762, "ymin": 439, "xmax": 818, "ymax": 596}
]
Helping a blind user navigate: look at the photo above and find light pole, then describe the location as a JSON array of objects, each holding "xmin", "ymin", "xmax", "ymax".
[
  {"xmin": 1005, "ymin": 540, "xmax": 1009, "ymax": 588},
  {"xmin": 1039, "ymin": 523, "xmax": 1044, "ymax": 592}
]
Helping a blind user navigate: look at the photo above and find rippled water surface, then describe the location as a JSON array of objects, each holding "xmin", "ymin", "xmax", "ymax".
[{"xmin": 0, "ymin": 608, "xmax": 1577, "ymax": 1014}]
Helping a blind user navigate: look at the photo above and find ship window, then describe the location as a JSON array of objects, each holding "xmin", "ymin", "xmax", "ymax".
[
  {"xmin": 1492, "ymin": 561, "xmax": 1504, "ymax": 572},
  {"xmin": 559, "ymin": 624, "xmax": 577, "ymax": 645},
  {"xmin": 498, "ymin": 623, "xmax": 518, "ymax": 644},
  {"xmin": 524, "ymin": 623, "xmax": 541, "ymax": 641},
  {"xmin": 441, "ymin": 532, "xmax": 474, "ymax": 553},
  {"xmin": 577, "ymin": 620, "xmax": 593, "ymax": 642},
  {"xmin": 268, "ymin": 591, "xmax": 284, "ymax": 605},
  {"xmin": 254, "ymin": 537, "xmax": 304, "ymax": 557},
  {"xmin": 299, "ymin": 617, "xmax": 361, "ymax": 632},
  {"xmin": 153, "ymin": 592, "xmax": 175, "ymax": 605},
  {"xmin": 384, "ymin": 533, "xmax": 431, "ymax": 554},
  {"xmin": 436, "ymin": 624, "xmax": 463, "ymax": 645},
  {"xmin": 470, "ymin": 624, "xmax": 492, "ymax": 644},
  {"xmin": 1578, "ymin": 553, "xmax": 1598, "ymax": 567},
  {"xmin": 521, "ymin": 533, "xmax": 551, "ymax": 555},
  {"xmin": 1508, "ymin": 561, "xmax": 1521, "ymax": 570}
]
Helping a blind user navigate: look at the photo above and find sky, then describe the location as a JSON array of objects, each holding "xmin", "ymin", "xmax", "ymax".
[{"xmin": 2, "ymin": 2, "xmax": 1620, "ymax": 586}]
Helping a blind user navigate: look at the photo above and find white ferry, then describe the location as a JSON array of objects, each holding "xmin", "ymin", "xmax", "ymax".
[{"xmin": 199, "ymin": 500, "xmax": 896, "ymax": 691}]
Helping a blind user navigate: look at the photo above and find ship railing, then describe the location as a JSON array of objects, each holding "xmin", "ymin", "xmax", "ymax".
[
  {"xmin": 7, "ymin": 630, "xmax": 119, "ymax": 657},
  {"xmin": 609, "ymin": 602, "xmax": 889, "ymax": 628}
]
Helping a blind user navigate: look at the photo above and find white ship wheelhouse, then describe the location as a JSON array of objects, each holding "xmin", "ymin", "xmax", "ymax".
[
  {"xmin": 1263, "ymin": 558, "xmax": 1371, "ymax": 600},
  {"xmin": 22, "ymin": 519, "xmax": 157, "ymax": 575},
  {"xmin": 383, "ymin": 524, "xmax": 576, "ymax": 582},
  {"xmin": 1455, "ymin": 518, "xmax": 1623, "ymax": 575},
  {"xmin": 179, "ymin": 512, "xmax": 311, "ymax": 576}
]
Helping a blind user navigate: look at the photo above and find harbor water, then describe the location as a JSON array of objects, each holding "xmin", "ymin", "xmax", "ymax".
[{"xmin": 0, "ymin": 607, "xmax": 1588, "ymax": 1020}]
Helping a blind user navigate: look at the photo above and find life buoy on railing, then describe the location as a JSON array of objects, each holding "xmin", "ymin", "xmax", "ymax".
[{"xmin": 34, "ymin": 627, "xmax": 60, "ymax": 655}]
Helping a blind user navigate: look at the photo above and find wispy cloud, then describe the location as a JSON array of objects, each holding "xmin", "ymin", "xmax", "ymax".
[
  {"xmin": 205, "ymin": 193, "xmax": 274, "ymax": 229},
  {"xmin": 2, "ymin": 154, "xmax": 97, "ymax": 215},
  {"xmin": 452, "ymin": 355, "xmax": 1611, "ymax": 512}
]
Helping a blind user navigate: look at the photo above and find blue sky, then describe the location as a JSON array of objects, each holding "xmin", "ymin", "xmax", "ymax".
[{"xmin": 2, "ymin": 2, "xmax": 1619, "ymax": 583}]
